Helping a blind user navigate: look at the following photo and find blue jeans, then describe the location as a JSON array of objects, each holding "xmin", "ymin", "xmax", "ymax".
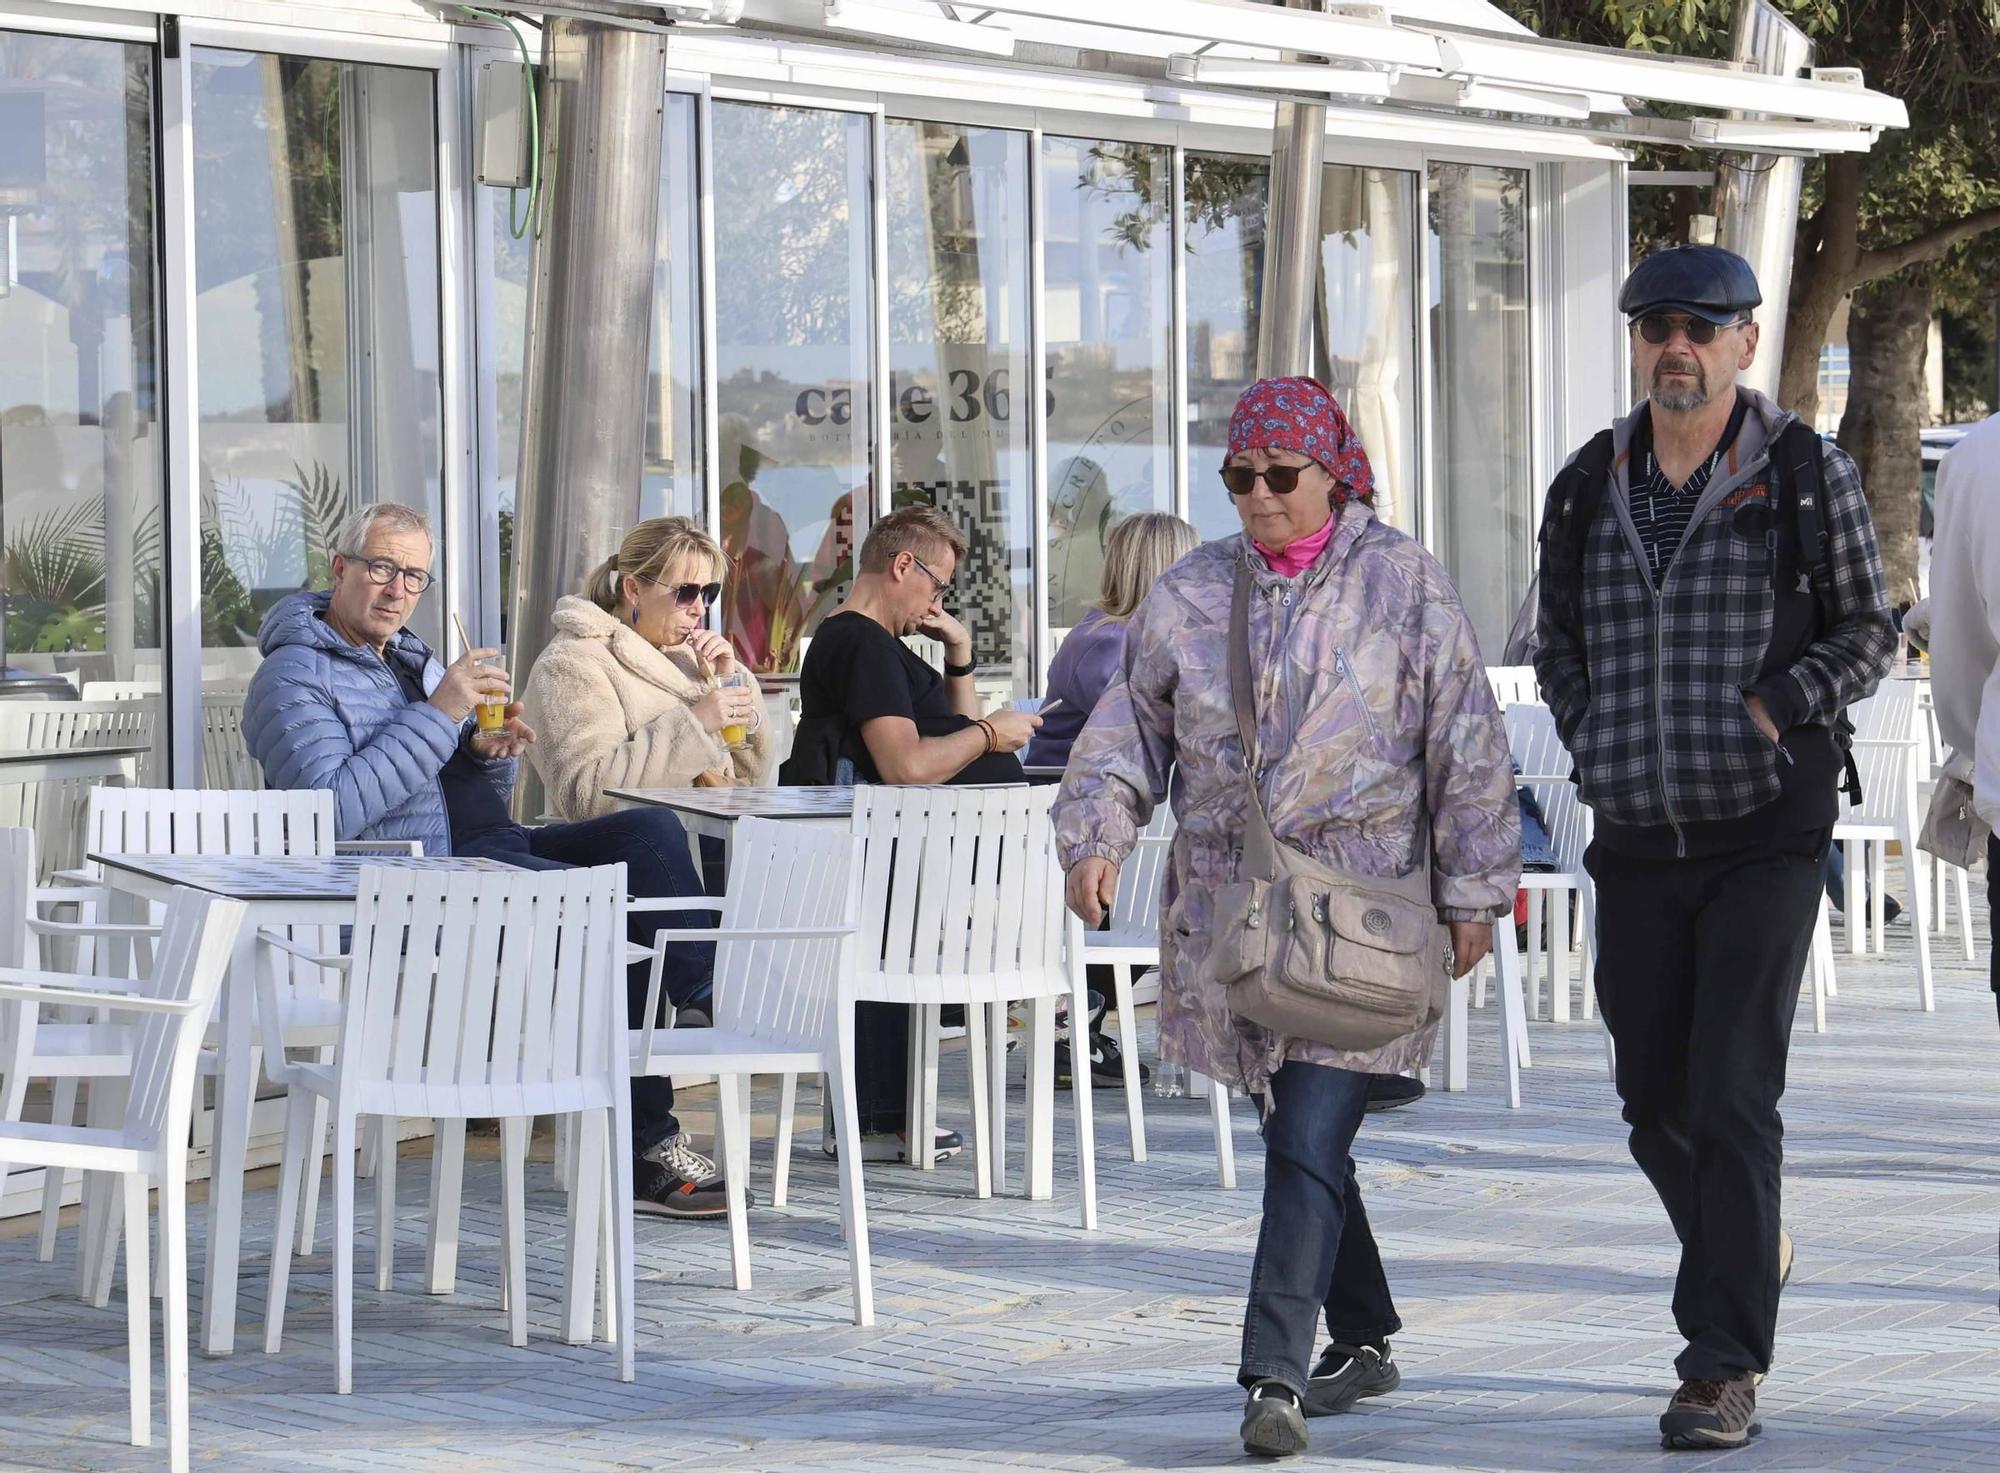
[
  {"xmin": 1238, "ymin": 1062, "xmax": 1402, "ymax": 1395},
  {"xmin": 457, "ymin": 809, "xmax": 717, "ymax": 1154}
]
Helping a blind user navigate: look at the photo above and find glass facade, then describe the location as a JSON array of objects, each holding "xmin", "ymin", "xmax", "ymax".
[
  {"xmin": 0, "ymin": 30, "xmax": 163, "ymax": 694},
  {"xmin": 190, "ymin": 49, "xmax": 443, "ymax": 681},
  {"xmin": 1042, "ymin": 136, "xmax": 1173, "ymax": 638},
  {"xmin": 1428, "ymin": 161, "xmax": 1532, "ymax": 656},
  {"xmin": 711, "ymin": 101, "xmax": 871, "ymax": 676},
  {"xmin": 0, "ymin": 14, "xmax": 1574, "ymax": 794},
  {"xmin": 886, "ymin": 119, "xmax": 1032, "ymax": 692},
  {"xmin": 1183, "ymin": 153, "xmax": 1269, "ymax": 545}
]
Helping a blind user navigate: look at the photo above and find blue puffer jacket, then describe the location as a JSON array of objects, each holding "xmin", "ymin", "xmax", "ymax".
[{"xmin": 243, "ymin": 592, "xmax": 516, "ymax": 855}]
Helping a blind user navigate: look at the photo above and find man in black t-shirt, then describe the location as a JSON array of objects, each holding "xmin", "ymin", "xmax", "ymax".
[
  {"xmin": 788, "ymin": 505, "xmax": 1038, "ymax": 786},
  {"xmin": 785, "ymin": 505, "xmax": 1041, "ymax": 1162}
]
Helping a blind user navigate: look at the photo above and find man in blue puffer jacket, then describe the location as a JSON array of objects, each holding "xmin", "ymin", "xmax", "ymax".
[{"xmin": 245, "ymin": 502, "xmax": 731, "ymax": 1220}]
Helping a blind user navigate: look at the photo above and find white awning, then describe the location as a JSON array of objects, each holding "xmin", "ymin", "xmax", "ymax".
[{"xmin": 496, "ymin": 0, "xmax": 1906, "ymax": 153}]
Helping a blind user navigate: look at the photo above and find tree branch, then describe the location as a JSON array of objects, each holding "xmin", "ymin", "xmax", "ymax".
[{"xmin": 1857, "ymin": 205, "xmax": 2000, "ymax": 285}]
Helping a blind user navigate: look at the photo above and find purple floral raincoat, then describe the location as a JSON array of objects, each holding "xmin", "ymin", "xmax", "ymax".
[{"xmin": 1053, "ymin": 506, "xmax": 1522, "ymax": 1093}]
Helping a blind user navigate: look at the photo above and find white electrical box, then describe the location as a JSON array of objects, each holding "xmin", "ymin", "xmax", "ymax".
[{"xmin": 477, "ymin": 61, "xmax": 534, "ymax": 189}]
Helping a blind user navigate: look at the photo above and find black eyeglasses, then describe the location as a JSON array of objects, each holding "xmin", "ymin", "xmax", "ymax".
[
  {"xmin": 1220, "ymin": 463, "xmax": 1312, "ymax": 498},
  {"xmin": 649, "ymin": 578, "xmax": 721, "ymax": 609},
  {"xmin": 356, "ymin": 558, "xmax": 433, "ymax": 593},
  {"xmin": 1633, "ymin": 313, "xmax": 1744, "ymax": 346},
  {"xmin": 910, "ymin": 552, "xmax": 951, "ymax": 597}
]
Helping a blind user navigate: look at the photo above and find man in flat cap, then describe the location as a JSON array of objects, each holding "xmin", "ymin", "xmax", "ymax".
[{"xmin": 1534, "ymin": 245, "xmax": 1893, "ymax": 1450}]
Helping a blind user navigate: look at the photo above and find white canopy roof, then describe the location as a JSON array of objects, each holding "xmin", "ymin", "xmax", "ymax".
[{"xmin": 486, "ymin": 0, "xmax": 1905, "ymax": 153}]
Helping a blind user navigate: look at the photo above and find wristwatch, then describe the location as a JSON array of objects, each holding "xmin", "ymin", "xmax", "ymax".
[{"xmin": 943, "ymin": 656, "xmax": 976, "ymax": 679}]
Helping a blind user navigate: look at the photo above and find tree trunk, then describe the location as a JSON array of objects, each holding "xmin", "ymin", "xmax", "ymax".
[
  {"xmin": 1835, "ymin": 277, "xmax": 1930, "ymax": 597},
  {"xmin": 1778, "ymin": 261, "xmax": 1847, "ymax": 424}
]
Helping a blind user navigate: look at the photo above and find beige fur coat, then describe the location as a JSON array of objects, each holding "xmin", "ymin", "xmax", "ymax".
[{"xmin": 521, "ymin": 595, "xmax": 772, "ymax": 821}]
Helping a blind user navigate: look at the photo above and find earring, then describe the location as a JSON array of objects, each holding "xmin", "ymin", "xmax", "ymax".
[{"xmin": 629, "ymin": 606, "xmax": 638, "ymax": 624}]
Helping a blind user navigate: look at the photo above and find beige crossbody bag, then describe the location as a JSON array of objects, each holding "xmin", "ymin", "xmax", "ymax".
[{"xmin": 1205, "ymin": 560, "xmax": 1447, "ymax": 1051}]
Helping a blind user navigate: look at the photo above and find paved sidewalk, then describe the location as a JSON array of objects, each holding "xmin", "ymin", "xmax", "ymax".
[{"xmin": 2, "ymin": 912, "xmax": 1995, "ymax": 1472}]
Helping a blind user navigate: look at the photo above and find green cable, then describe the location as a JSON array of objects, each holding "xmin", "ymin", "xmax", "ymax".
[{"xmin": 457, "ymin": 5, "xmax": 540, "ymax": 240}]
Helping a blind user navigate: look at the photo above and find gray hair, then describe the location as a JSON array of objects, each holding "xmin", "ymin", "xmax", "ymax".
[{"xmin": 330, "ymin": 503, "xmax": 433, "ymax": 561}]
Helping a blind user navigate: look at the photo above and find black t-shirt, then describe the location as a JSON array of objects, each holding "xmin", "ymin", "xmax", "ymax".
[
  {"xmin": 388, "ymin": 655, "xmax": 518, "ymax": 850},
  {"xmin": 798, "ymin": 611, "xmax": 1024, "ymax": 787}
]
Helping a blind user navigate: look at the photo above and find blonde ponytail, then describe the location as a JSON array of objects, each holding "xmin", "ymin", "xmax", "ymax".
[{"xmin": 586, "ymin": 553, "xmax": 625, "ymax": 613}]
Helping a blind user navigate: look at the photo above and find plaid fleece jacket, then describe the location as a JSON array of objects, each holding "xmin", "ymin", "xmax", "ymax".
[{"xmin": 1533, "ymin": 388, "xmax": 1894, "ymax": 831}]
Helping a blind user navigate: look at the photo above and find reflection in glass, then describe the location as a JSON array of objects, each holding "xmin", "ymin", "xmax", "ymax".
[
  {"xmin": 1183, "ymin": 154, "xmax": 1268, "ymax": 543},
  {"xmin": 886, "ymin": 119, "xmax": 1031, "ymax": 692},
  {"xmin": 712, "ymin": 102, "xmax": 871, "ymax": 674},
  {"xmin": 191, "ymin": 49, "xmax": 443, "ymax": 678},
  {"xmin": 0, "ymin": 31, "xmax": 163, "ymax": 691},
  {"xmin": 1317, "ymin": 166, "xmax": 1418, "ymax": 534},
  {"xmin": 1042, "ymin": 137, "xmax": 1173, "ymax": 636},
  {"xmin": 1429, "ymin": 162, "xmax": 1530, "ymax": 654},
  {"xmin": 486, "ymin": 91, "xmax": 699, "ymax": 634}
]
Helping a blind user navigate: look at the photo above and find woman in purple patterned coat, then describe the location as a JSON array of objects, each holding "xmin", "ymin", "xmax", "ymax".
[{"xmin": 1052, "ymin": 376, "xmax": 1521, "ymax": 1459}]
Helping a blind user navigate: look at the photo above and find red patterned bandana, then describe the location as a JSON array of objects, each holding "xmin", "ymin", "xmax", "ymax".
[{"xmin": 1225, "ymin": 376, "xmax": 1375, "ymax": 507}]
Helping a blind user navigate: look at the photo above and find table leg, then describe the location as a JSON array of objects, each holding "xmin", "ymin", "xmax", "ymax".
[{"xmin": 201, "ymin": 925, "xmax": 258, "ymax": 1357}]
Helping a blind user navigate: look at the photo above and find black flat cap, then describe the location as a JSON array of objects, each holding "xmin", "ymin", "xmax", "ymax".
[{"xmin": 1618, "ymin": 245, "xmax": 1762, "ymax": 324}]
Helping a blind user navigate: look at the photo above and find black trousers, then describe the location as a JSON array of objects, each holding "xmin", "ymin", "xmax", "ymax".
[{"xmin": 1585, "ymin": 828, "xmax": 1826, "ymax": 1381}]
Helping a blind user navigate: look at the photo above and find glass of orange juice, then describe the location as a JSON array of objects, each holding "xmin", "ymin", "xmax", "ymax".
[{"xmin": 718, "ymin": 671, "xmax": 758, "ymax": 749}]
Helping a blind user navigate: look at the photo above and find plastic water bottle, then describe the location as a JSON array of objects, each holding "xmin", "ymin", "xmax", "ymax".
[{"xmin": 1153, "ymin": 1059, "xmax": 1187, "ymax": 1098}]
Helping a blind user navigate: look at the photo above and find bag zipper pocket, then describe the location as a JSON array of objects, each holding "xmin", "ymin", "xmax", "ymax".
[{"xmin": 1333, "ymin": 647, "xmax": 1382, "ymax": 752}]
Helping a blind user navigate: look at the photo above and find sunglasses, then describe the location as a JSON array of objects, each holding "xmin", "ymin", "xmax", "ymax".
[
  {"xmin": 644, "ymin": 576, "xmax": 722, "ymax": 608},
  {"xmin": 1633, "ymin": 313, "xmax": 1744, "ymax": 346},
  {"xmin": 1220, "ymin": 463, "xmax": 1314, "ymax": 498}
]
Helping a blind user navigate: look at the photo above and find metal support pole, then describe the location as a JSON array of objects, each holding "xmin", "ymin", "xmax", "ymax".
[
  {"xmin": 1254, "ymin": 0, "xmax": 1328, "ymax": 378},
  {"xmin": 507, "ymin": 18, "xmax": 668, "ymax": 819},
  {"xmin": 1711, "ymin": 0, "xmax": 1812, "ymax": 401}
]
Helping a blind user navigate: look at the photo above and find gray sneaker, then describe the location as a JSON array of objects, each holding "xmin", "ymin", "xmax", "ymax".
[
  {"xmin": 1659, "ymin": 1374, "xmax": 1760, "ymax": 1450},
  {"xmin": 643, "ymin": 1131, "xmax": 720, "ymax": 1184},
  {"xmin": 1302, "ymin": 1340, "xmax": 1401, "ymax": 1416},
  {"xmin": 1240, "ymin": 1380, "xmax": 1308, "ymax": 1458}
]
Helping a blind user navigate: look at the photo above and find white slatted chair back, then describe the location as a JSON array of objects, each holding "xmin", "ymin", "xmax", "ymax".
[
  {"xmin": 703, "ymin": 818, "xmax": 859, "ymax": 1050},
  {"xmin": 0, "ymin": 699, "xmax": 161, "ymax": 879},
  {"xmin": 80, "ymin": 681, "xmax": 161, "ymax": 701},
  {"xmin": 199, "ymin": 687, "xmax": 263, "ymax": 791},
  {"xmin": 124, "ymin": 889, "xmax": 245, "ymax": 1150},
  {"xmin": 83, "ymin": 788, "xmax": 338, "ymax": 1015},
  {"xmin": 1504, "ymin": 702, "xmax": 1590, "ymax": 872},
  {"xmin": 1106, "ymin": 805, "xmax": 1176, "ymax": 948},
  {"xmin": 1488, "ymin": 666, "xmax": 1540, "ymax": 707},
  {"xmin": 1843, "ymin": 682, "xmax": 1920, "ymax": 829},
  {"xmin": 338, "ymin": 865, "xmax": 627, "ymax": 1122},
  {"xmin": 851, "ymin": 785, "xmax": 1070, "ymax": 1004}
]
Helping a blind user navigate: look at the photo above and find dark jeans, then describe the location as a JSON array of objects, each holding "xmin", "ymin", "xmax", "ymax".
[
  {"xmin": 1237, "ymin": 1061, "xmax": 1402, "ymax": 1395},
  {"xmin": 458, "ymin": 809, "xmax": 717, "ymax": 1155},
  {"xmin": 1586, "ymin": 829, "xmax": 1826, "ymax": 1380}
]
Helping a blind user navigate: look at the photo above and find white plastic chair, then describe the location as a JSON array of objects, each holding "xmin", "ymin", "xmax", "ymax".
[
  {"xmin": 1082, "ymin": 806, "xmax": 1176, "ymax": 1164},
  {"xmin": 1836, "ymin": 683, "xmax": 1934, "ymax": 1009},
  {"xmin": 1486, "ymin": 666, "xmax": 1540, "ymax": 707},
  {"xmin": 45, "ymin": 789, "xmax": 367, "ymax": 1305},
  {"xmin": 0, "ymin": 887, "xmax": 244, "ymax": 1473},
  {"xmin": 1504, "ymin": 702, "xmax": 1596, "ymax": 1025},
  {"xmin": 850, "ymin": 784, "xmax": 1096, "ymax": 1224},
  {"xmin": 626, "ymin": 817, "xmax": 874, "ymax": 1321},
  {"xmin": 262, "ymin": 864, "xmax": 636, "ymax": 1390}
]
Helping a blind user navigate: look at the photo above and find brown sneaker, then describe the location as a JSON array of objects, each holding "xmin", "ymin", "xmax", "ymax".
[{"xmin": 1660, "ymin": 1374, "xmax": 1760, "ymax": 1450}]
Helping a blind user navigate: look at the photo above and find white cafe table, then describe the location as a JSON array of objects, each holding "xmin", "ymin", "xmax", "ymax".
[
  {"xmin": 605, "ymin": 785, "xmax": 852, "ymax": 871},
  {"xmin": 87, "ymin": 851, "xmax": 519, "ymax": 1356},
  {"xmin": 0, "ymin": 744, "xmax": 146, "ymax": 784}
]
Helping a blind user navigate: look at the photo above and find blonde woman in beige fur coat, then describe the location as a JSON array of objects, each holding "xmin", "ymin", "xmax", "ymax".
[{"xmin": 522, "ymin": 517, "xmax": 771, "ymax": 822}]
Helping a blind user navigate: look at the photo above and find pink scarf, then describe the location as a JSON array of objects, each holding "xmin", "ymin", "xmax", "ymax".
[{"xmin": 1252, "ymin": 515, "xmax": 1336, "ymax": 578}]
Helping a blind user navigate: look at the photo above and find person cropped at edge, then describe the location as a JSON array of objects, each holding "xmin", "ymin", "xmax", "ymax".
[
  {"xmin": 243, "ymin": 503, "xmax": 733, "ymax": 1222},
  {"xmin": 782, "ymin": 503, "xmax": 1042, "ymax": 1163},
  {"xmin": 520, "ymin": 516, "xmax": 771, "ymax": 869},
  {"xmin": 1053, "ymin": 376, "xmax": 1520, "ymax": 1460},
  {"xmin": 1924, "ymin": 409, "xmax": 2000, "ymax": 1016},
  {"xmin": 1534, "ymin": 245, "xmax": 1893, "ymax": 1451}
]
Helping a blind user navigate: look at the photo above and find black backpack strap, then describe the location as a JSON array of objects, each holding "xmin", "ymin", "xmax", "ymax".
[{"xmin": 1770, "ymin": 419, "xmax": 1862, "ymax": 805}]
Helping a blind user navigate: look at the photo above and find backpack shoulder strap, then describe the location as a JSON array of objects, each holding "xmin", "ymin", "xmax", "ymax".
[
  {"xmin": 1557, "ymin": 427, "xmax": 1618, "ymax": 570},
  {"xmin": 1773, "ymin": 420, "xmax": 1831, "ymax": 607}
]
